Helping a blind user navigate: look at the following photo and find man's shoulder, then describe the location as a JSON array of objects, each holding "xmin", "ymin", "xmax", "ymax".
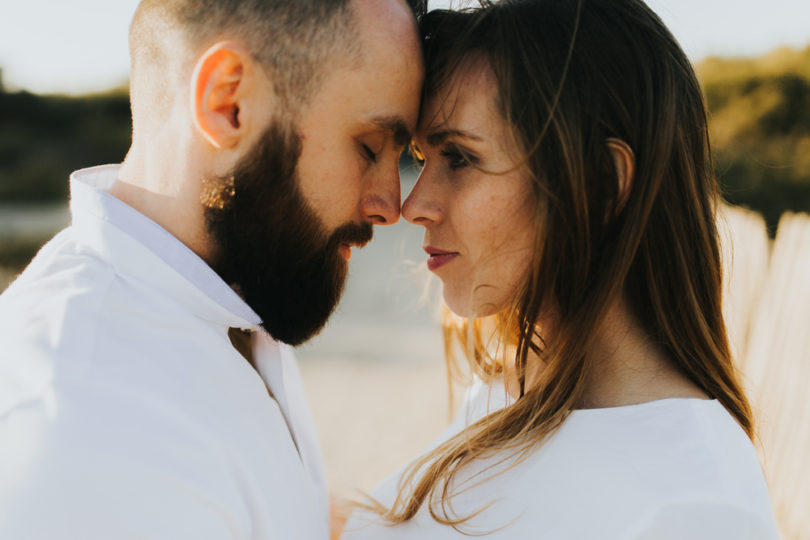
[
  {"xmin": 0, "ymin": 227, "xmax": 119, "ymax": 350},
  {"xmin": 0, "ymin": 230, "xmax": 118, "ymax": 413},
  {"xmin": 0, "ymin": 370, "xmax": 248, "ymax": 540},
  {"xmin": 1, "ymin": 226, "xmax": 115, "ymax": 309}
]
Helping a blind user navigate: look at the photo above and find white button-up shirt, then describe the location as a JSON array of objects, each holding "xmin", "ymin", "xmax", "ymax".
[{"xmin": 0, "ymin": 165, "xmax": 329, "ymax": 539}]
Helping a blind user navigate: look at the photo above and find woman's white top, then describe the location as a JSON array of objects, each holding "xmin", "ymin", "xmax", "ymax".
[{"xmin": 343, "ymin": 381, "xmax": 781, "ymax": 539}]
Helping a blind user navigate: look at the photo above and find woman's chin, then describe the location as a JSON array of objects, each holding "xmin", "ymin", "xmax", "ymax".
[
  {"xmin": 443, "ymin": 291, "xmax": 502, "ymax": 320},
  {"xmin": 442, "ymin": 291, "xmax": 471, "ymax": 319}
]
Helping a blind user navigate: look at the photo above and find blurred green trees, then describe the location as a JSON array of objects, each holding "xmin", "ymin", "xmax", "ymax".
[
  {"xmin": 699, "ymin": 44, "xmax": 810, "ymax": 232},
  {"xmin": 0, "ymin": 85, "xmax": 131, "ymax": 201},
  {"xmin": 1, "ymin": 43, "xmax": 810, "ymax": 231}
]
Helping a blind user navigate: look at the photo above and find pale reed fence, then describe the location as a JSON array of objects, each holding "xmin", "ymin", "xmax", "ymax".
[{"xmin": 719, "ymin": 205, "xmax": 810, "ymax": 540}]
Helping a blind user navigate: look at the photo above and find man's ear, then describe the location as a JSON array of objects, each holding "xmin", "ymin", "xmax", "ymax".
[
  {"xmin": 606, "ymin": 137, "xmax": 635, "ymax": 217},
  {"xmin": 191, "ymin": 42, "xmax": 259, "ymax": 149}
]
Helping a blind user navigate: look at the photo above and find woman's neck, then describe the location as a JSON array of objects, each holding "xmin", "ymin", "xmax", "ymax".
[
  {"xmin": 507, "ymin": 296, "xmax": 709, "ymax": 408},
  {"xmin": 578, "ymin": 299, "xmax": 709, "ymax": 409}
]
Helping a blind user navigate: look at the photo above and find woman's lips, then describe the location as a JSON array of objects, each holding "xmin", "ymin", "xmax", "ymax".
[{"xmin": 424, "ymin": 246, "xmax": 459, "ymax": 271}]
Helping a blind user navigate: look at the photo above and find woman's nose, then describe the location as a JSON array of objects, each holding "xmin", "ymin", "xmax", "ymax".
[{"xmin": 402, "ymin": 170, "xmax": 443, "ymax": 226}]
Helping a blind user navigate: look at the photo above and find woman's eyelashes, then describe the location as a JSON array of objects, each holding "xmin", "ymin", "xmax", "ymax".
[
  {"xmin": 410, "ymin": 144, "xmax": 478, "ymax": 171},
  {"xmin": 441, "ymin": 145, "xmax": 477, "ymax": 171},
  {"xmin": 439, "ymin": 146, "xmax": 471, "ymax": 171}
]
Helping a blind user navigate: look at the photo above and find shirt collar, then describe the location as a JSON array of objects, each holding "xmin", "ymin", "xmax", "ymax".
[{"xmin": 69, "ymin": 164, "xmax": 262, "ymax": 331}]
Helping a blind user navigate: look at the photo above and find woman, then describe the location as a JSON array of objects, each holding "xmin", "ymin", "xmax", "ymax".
[{"xmin": 343, "ymin": 0, "xmax": 780, "ymax": 538}]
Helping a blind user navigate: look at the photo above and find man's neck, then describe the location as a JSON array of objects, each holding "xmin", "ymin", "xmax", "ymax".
[{"xmin": 113, "ymin": 144, "xmax": 214, "ymax": 264}]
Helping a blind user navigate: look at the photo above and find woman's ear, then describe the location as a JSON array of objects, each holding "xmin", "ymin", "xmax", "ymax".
[
  {"xmin": 606, "ymin": 137, "xmax": 635, "ymax": 217},
  {"xmin": 191, "ymin": 42, "xmax": 255, "ymax": 149}
]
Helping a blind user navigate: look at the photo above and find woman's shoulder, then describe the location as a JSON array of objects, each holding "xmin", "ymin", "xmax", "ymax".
[
  {"xmin": 446, "ymin": 396, "xmax": 780, "ymax": 537},
  {"xmin": 429, "ymin": 389, "xmax": 774, "ymax": 515},
  {"xmin": 620, "ymin": 497, "xmax": 781, "ymax": 540},
  {"xmin": 516, "ymin": 397, "xmax": 780, "ymax": 536},
  {"xmin": 345, "ymin": 394, "xmax": 780, "ymax": 539},
  {"xmin": 543, "ymin": 398, "xmax": 765, "ymax": 497}
]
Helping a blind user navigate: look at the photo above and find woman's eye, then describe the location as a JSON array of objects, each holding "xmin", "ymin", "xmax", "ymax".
[
  {"xmin": 361, "ymin": 144, "xmax": 377, "ymax": 163},
  {"xmin": 441, "ymin": 147, "xmax": 474, "ymax": 171}
]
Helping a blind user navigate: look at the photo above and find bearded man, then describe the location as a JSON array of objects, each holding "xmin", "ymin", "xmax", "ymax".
[{"xmin": 0, "ymin": 0, "xmax": 423, "ymax": 538}]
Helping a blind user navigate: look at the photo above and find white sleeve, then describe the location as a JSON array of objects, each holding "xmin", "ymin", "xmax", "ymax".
[
  {"xmin": 0, "ymin": 389, "xmax": 247, "ymax": 540},
  {"xmin": 626, "ymin": 500, "xmax": 782, "ymax": 540}
]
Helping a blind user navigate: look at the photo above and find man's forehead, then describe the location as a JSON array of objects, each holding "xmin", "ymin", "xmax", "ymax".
[
  {"xmin": 352, "ymin": 0, "xmax": 422, "ymax": 65},
  {"xmin": 301, "ymin": 0, "xmax": 422, "ymax": 141},
  {"xmin": 353, "ymin": 0, "xmax": 418, "ymax": 32}
]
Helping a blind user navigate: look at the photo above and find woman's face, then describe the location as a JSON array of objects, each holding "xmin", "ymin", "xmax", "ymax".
[{"xmin": 403, "ymin": 61, "xmax": 537, "ymax": 318}]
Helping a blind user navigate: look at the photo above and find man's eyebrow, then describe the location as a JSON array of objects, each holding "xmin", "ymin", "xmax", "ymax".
[
  {"xmin": 372, "ymin": 115, "xmax": 413, "ymax": 147},
  {"xmin": 425, "ymin": 129, "xmax": 483, "ymax": 147}
]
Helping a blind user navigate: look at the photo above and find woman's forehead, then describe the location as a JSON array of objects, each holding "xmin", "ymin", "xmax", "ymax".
[{"xmin": 418, "ymin": 58, "xmax": 500, "ymax": 136}]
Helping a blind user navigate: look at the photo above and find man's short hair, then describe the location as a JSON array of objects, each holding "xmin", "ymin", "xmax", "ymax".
[{"xmin": 130, "ymin": 0, "xmax": 425, "ymax": 110}]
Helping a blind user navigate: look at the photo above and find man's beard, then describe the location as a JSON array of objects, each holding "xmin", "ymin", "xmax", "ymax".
[{"xmin": 203, "ymin": 119, "xmax": 372, "ymax": 346}]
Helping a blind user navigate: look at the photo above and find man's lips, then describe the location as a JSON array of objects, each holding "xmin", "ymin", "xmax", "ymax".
[{"xmin": 424, "ymin": 246, "xmax": 459, "ymax": 271}]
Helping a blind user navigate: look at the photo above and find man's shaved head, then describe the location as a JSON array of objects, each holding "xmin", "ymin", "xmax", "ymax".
[
  {"xmin": 129, "ymin": 0, "xmax": 424, "ymax": 117},
  {"xmin": 130, "ymin": 0, "xmax": 351, "ymax": 114}
]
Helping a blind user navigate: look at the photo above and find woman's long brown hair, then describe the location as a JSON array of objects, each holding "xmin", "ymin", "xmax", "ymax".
[{"xmin": 373, "ymin": 0, "xmax": 753, "ymax": 528}]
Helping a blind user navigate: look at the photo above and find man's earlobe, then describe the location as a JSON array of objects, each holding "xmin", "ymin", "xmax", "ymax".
[
  {"xmin": 606, "ymin": 137, "xmax": 635, "ymax": 217},
  {"xmin": 191, "ymin": 42, "xmax": 251, "ymax": 149}
]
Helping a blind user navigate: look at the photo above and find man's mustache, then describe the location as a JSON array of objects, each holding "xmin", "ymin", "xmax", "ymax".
[{"xmin": 328, "ymin": 221, "xmax": 374, "ymax": 250}]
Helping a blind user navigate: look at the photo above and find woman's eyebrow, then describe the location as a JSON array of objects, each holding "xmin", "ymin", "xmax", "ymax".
[{"xmin": 425, "ymin": 128, "xmax": 483, "ymax": 147}]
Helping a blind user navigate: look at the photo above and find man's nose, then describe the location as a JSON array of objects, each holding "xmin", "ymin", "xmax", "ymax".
[
  {"xmin": 402, "ymin": 170, "xmax": 442, "ymax": 226},
  {"xmin": 361, "ymin": 167, "xmax": 401, "ymax": 225}
]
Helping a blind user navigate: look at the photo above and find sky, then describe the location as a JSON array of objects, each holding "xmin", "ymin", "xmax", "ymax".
[{"xmin": 0, "ymin": 0, "xmax": 809, "ymax": 95}]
